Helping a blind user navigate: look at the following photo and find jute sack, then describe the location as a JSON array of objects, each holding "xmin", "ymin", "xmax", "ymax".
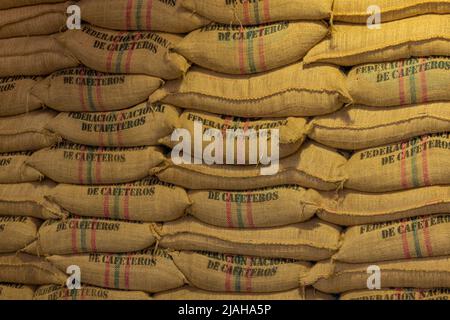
[
  {"xmin": 23, "ymin": 217, "xmax": 156, "ymax": 256},
  {"xmin": 154, "ymin": 287, "xmax": 334, "ymax": 300},
  {"xmin": 33, "ymin": 284, "xmax": 150, "ymax": 300},
  {"xmin": 151, "ymin": 62, "xmax": 351, "ymax": 117},
  {"xmin": 335, "ymin": 214, "xmax": 450, "ymax": 263},
  {"xmin": 0, "ymin": 0, "xmax": 65, "ymax": 9},
  {"xmin": 0, "ymin": 35, "xmax": 78, "ymax": 76},
  {"xmin": 181, "ymin": 0, "xmax": 333, "ymax": 24},
  {"xmin": 0, "ymin": 152, "xmax": 43, "ymax": 183},
  {"xmin": 31, "ymin": 67, "xmax": 163, "ymax": 112},
  {"xmin": 316, "ymin": 186, "xmax": 450, "ymax": 226},
  {"xmin": 0, "ymin": 216, "xmax": 40, "ymax": 253},
  {"xmin": 160, "ymin": 110, "xmax": 308, "ymax": 162},
  {"xmin": 56, "ymin": 25, "xmax": 189, "ymax": 80},
  {"xmin": 345, "ymin": 133, "xmax": 450, "ymax": 192},
  {"xmin": 187, "ymin": 185, "xmax": 319, "ymax": 228},
  {"xmin": 0, "ymin": 181, "xmax": 65, "ymax": 219},
  {"xmin": 0, "ymin": 110, "xmax": 60, "ymax": 153},
  {"xmin": 340, "ymin": 288, "xmax": 450, "ymax": 300},
  {"xmin": 47, "ymin": 102, "xmax": 180, "ymax": 147},
  {"xmin": 300, "ymin": 257, "xmax": 450, "ymax": 294},
  {"xmin": 47, "ymin": 177, "xmax": 190, "ymax": 222},
  {"xmin": 0, "ymin": 253, "xmax": 66, "ymax": 285},
  {"xmin": 0, "ymin": 76, "xmax": 42, "ymax": 116},
  {"xmin": 348, "ymin": 57, "xmax": 450, "ymax": 107},
  {"xmin": 26, "ymin": 142, "xmax": 165, "ymax": 184},
  {"xmin": 309, "ymin": 103, "xmax": 450, "ymax": 150},
  {"xmin": 0, "ymin": 284, "xmax": 34, "ymax": 300},
  {"xmin": 333, "ymin": 0, "xmax": 450, "ymax": 23},
  {"xmin": 175, "ymin": 21, "xmax": 328, "ymax": 75},
  {"xmin": 155, "ymin": 141, "xmax": 347, "ymax": 191},
  {"xmin": 0, "ymin": 2, "xmax": 68, "ymax": 39},
  {"xmin": 156, "ymin": 216, "xmax": 341, "ymax": 261},
  {"xmin": 170, "ymin": 251, "xmax": 311, "ymax": 293},
  {"xmin": 304, "ymin": 14, "xmax": 450, "ymax": 67},
  {"xmin": 79, "ymin": 0, "xmax": 210, "ymax": 33},
  {"xmin": 48, "ymin": 248, "xmax": 186, "ymax": 292}
]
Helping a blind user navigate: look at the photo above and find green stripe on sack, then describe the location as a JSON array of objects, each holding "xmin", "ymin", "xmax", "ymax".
[
  {"xmin": 246, "ymin": 29, "xmax": 257, "ymax": 73},
  {"xmin": 86, "ymin": 72, "xmax": 95, "ymax": 111},
  {"xmin": 115, "ymin": 33, "xmax": 131, "ymax": 73},
  {"xmin": 412, "ymin": 218, "xmax": 423, "ymax": 257},
  {"xmin": 409, "ymin": 72, "xmax": 417, "ymax": 104},
  {"xmin": 236, "ymin": 200, "xmax": 245, "ymax": 228},
  {"xmin": 80, "ymin": 218, "xmax": 88, "ymax": 252},
  {"xmin": 135, "ymin": 0, "xmax": 143, "ymax": 29},
  {"xmin": 234, "ymin": 256, "xmax": 241, "ymax": 292},
  {"xmin": 86, "ymin": 147, "xmax": 94, "ymax": 185},
  {"xmin": 114, "ymin": 189, "xmax": 121, "ymax": 219},
  {"xmin": 410, "ymin": 144, "xmax": 420, "ymax": 188},
  {"xmin": 114, "ymin": 254, "xmax": 121, "ymax": 289},
  {"xmin": 253, "ymin": 0, "xmax": 260, "ymax": 25}
]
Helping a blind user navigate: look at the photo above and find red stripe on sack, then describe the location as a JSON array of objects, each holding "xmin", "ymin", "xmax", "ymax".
[
  {"xmin": 124, "ymin": 254, "xmax": 131, "ymax": 289},
  {"xmin": 226, "ymin": 192, "xmax": 234, "ymax": 228},
  {"xmin": 245, "ymin": 256, "xmax": 252, "ymax": 292},
  {"xmin": 71, "ymin": 218, "xmax": 78, "ymax": 254},
  {"xmin": 95, "ymin": 77, "xmax": 105, "ymax": 111},
  {"xmin": 257, "ymin": 26, "xmax": 267, "ymax": 71},
  {"xmin": 116, "ymin": 112, "xmax": 125, "ymax": 146},
  {"xmin": 419, "ymin": 58, "xmax": 429, "ymax": 103},
  {"xmin": 421, "ymin": 136, "xmax": 431, "ymax": 186},
  {"xmin": 78, "ymin": 145, "xmax": 86, "ymax": 184},
  {"xmin": 422, "ymin": 216, "xmax": 433, "ymax": 256},
  {"xmin": 79, "ymin": 69, "xmax": 88, "ymax": 112},
  {"xmin": 225, "ymin": 255, "xmax": 233, "ymax": 292},
  {"xmin": 104, "ymin": 254, "xmax": 111, "ymax": 287},
  {"xmin": 238, "ymin": 27, "xmax": 246, "ymax": 74},
  {"xmin": 262, "ymin": 0, "xmax": 271, "ymax": 21},
  {"xmin": 400, "ymin": 219, "xmax": 412, "ymax": 259},
  {"xmin": 103, "ymin": 190, "xmax": 111, "ymax": 219},
  {"xmin": 246, "ymin": 193, "xmax": 255, "ymax": 228},
  {"xmin": 95, "ymin": 147, "xmax": 103, "ymax": 184},
  {"xmin": 91, "ymin": 218, "xmax": 97, "ymax": 253},
  {"xmin": 400, "ymin": 142, "xmax": 409, "ymax": 189},
  {"xmin": 242, "ymin": 0, "xmax": 251, "ymax": 24},
  {"xmin": 123, "ymin": 183, "xmax": 131, "ymax": 220},
  {"xmin": 106, "ymin": 31, "xmax": 125, "ymax": 72},
  {"xmin": 125, "ymin": 0, "xmax": 133, "ymax": 29},
  {"xmin": 398, "ymin": 60, "xmax": 406, "ymax": 105},
  {"xmin": 124, "ymin": 32, "xmax": 139, "ymax": 73},
  {"xmin": 146, "ymin": 0, "xmax": 153, "ymax": 30}
]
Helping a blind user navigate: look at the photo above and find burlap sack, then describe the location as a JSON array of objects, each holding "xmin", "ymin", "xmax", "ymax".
[
  {"xmin": 0, "ymin": 35, "xmax": 78, "ymax": 76},
  {"xmin": 0, "ymin": 152, "xmax": 43, "ymax": 183},
  {"xmin": 47, "ymin": 103, "xmax": 179, "ymax": 147},
  {"xmin": 48, "ymin": 248, "xmax": 186, "ymax": 292},
  {"xmin": 160, "ymin": 110, "xmax": 307, "ymax": 162},
  {"xmin": 79, "ymin": 0, "xmax": 210, "ymax": 33},
  {"xmin": 176, "ymin": 21, "xmax": 328, "ymax": 74},
  {"xmin": 345, "ymin": 133, "xmax": 450, "ymax": 192},
  {"xmin": 0, "ymin": 110, "xmax": 60, "ymax": 153},
  {"xmin": 0, "ymin": 76, "xmax": 42, "ymax": 116},
  {"xmin": 0, "ymin": 284, "xmax": 34, "ymax": 300},
  {"xmin": 170, "ymin": 251, "xmax": 311, "ymax": 293},
  {"xmin": 47, "ymin": 177, "xmax": 190, "ymax": 222},
  {"xmin": 340, "ymin": 288, "xmax": 450, "ymax": 300},
  {"xmin": 33, "ymin": 284, "xmax": 150, "ymax": 300},
  {"xmin": 309, "ymin": 103, "xmax": 450, "ymax": 150},
  {"xmin": 31, "ymin": 67, "xmax": 163, "ymax": 112},
  {"xmin": 0, "ymin": 2, "xmax": 68, "ymax": 39},
  {"xmin": 316, "ymin": 186, "xmax": 450, "ymax": 226},
  {"xmin": 304, "ymin": 15, "xmax": 450, "ymax": 66},
  {"xmin": 56, "ymin": 25, "xmax": 189, "ymax": 80},
  {"xmin": 348, "ymin": 57, "xmax": 450, "ymax": 107},
  {"xmin": 156, "ymin": 216, "xmax": 341, "ymax": 261},
  {"xmin": 24, "ymin": 217, "xmax": 156, "ymax": 255},
  {"xmin": 0, "ymin": 253, "xmax": 66, "ymax": 285},
  {"xmin": 151, "ymin": 62, "xmax": 351, "ymax": 118},
  {"xmin": 0, "ymin": 181, "xmax": 65, "ymax": 220},
  {"xmin": 0, "ymin": 0, "xmax": 65, "ymax": 9},
  {"xmin": 187, "ymin": 185, "xmax": 318, "ymax": 228},
  {"xmin": 300, "ymin": 257, "xmax": 450, "ymax": 294},
  {"xmin": 334, "ymin": 0, "xmax": 450, "ymax": 23},
  {"xmin": 155, "ymin": 141, "xmax": 347, "ymax": 191},
  {"xmin": 154, "ymin": 287, "xmax": 334, "ymax": 300},
  {"xmin": 26, "ymin": 142, "xmax": 165, "ymax": 184},
  {"xmin": 0, "ymin": 216, "xmax": 39, "ymax": 253}
]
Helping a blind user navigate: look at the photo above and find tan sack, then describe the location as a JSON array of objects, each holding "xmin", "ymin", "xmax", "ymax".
[
  {"xmin": 0, "ymin": 284, "xmax": 34, "ymax": 300},
  {"xmin": 340, "ymin": 288, "xmax": 450, "ymax": 300},
  {"xmin": 0, "ymin": 76, "xmax": 42, "ymax": 116},
  {"xmin": 0, "ymin": 152, "xmax": 43, "ymax": 183},
  {"xmin": 0, "ymin": 1, "xmax": 66, "ymax": 9},
  {"xmin": 0, "ymin": 216, "xmax": 40, "ymax": 253}
]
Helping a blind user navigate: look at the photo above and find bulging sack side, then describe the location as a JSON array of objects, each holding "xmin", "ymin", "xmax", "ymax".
[
  {"xmin": 175, "ymin": 21, "xmax": 328, "ymax": 75},
  {"xmin": 0, "ymin": 216, "xmax": 40, "ymax": 254},
  {"xmin": 0, "ymin": 0, "xmax": 65, "ymax": 9},
  {"xmin": 0, "ymin": 284, "xmax": 34, "ymax": 300},
  {"xmin": 31, "ymin": 67, "xmax": 163, "ymax": 112},
  {"xmin": 0, "ymin": 76, "xmax": 42, "ymax": 116},
  {"xmin": 340, "ymin": 288, "xmax": 450, "ymax": 300},
  {"xmin": 0, "ymin": 151, "xmax": 43, "ymax": 183}
]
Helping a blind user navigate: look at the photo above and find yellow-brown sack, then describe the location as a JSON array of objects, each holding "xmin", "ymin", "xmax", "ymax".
[
  {"xmin": 47, "ymin": 103, "xmax": 179, "ymax": 147},
  {"xmin": 151, "ymin": 63, "xmax": 351, "ymax": 118},
  {"xmin": 340, "ymin": 288, "xmax": 450, "ymax": 300},
  {"xmin": 79, "ymin": 0, "xmax": 210, "ymax": 33},
  {"xmin": 333, "ymin": 0, "xmax": 450, "ymax": 23},
  {"xmin": 0, "ymin": 0, "xmax": 65, "ymax": 9},
  {"xmin": 23, "ymin": 217, "xmax": 156, "ymax": 255},
  {"xmin": 33, "ymin": 284, "xmax": 151, "ymax": 300},
  {"xmin": 188, "ymin": 186, "xmax": 318, "ymax": 228},
  {"xmin": 0, "ymin": 110, "xmax": 60, "ymax": 153},
  {"xmin": 26, "ymin": 142, "xmax": 165, "ymax": 184},
  {"xmin": 348, "ymin": 57, "xmax": 450, "ymax": 107},
  {"xmin": 182, "ymin": 0, "xmax": 333, "ymax": 24},
  {"xmin": 0, "ymin": 253, "xmax": 66, "ymax": 285},
  {"xmin": 156, "ymin": 141, "xmax": 347, "ymax": 191},
  {"xmin": 0, "ymin": 216, "xmax": 40, "ymax": 253},
  {"xmin": 300, "ymin": 257, "xmax": 450, "ymax": 294},
  {"xmin": 309, "ymin": 103, "xmax": 450, "ymax": 150},
  {"xmin": 0, "ymin": 35, "xmax": 78, "ymax": 76},
  {"xmin": 48, "ymin": 177, "xmax": 190, "ymax": 222},
  {"xmin": 170, "ymin": 250, "xmax": 311, "ymax": 293},
  {"xmin": 56, "ymin": 25, "xmax": 189, "ymax": 80},
  {"xmin": 156, "ymin": 216, "xmax": 341, "ymax": 261},
  {"xmin": 0, "ymin": 76, "xmax": 42, "ymax": 116},
  {"xmin": 345, "ymin": 133, "xmax": 450, "ymax": 192},
  {"xmin": 31, "ymin": 67, "xmax": 163, "ymax": 112},
  {"xmin": 48, "ymin": 248, "xmax": 186, "ymax": 293},
  {"xmin": 0, "ymin": 284, "xmax": 34, "ymax": 300},
  {"xmin": 176, "ymin": 21, "xmax": 328, "ymax": 75},
  {"xmin": 0, "ymin": 152, "xmax": 43, "ymax": 183},
  {"xmin": 304, "ymin": 15, "xmax": 450, "ymax": 66}
]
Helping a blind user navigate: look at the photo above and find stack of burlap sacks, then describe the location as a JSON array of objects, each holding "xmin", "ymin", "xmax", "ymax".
[{"xmin": 1, "ymin": 0, "xmax": 450, "ymax": 301}]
